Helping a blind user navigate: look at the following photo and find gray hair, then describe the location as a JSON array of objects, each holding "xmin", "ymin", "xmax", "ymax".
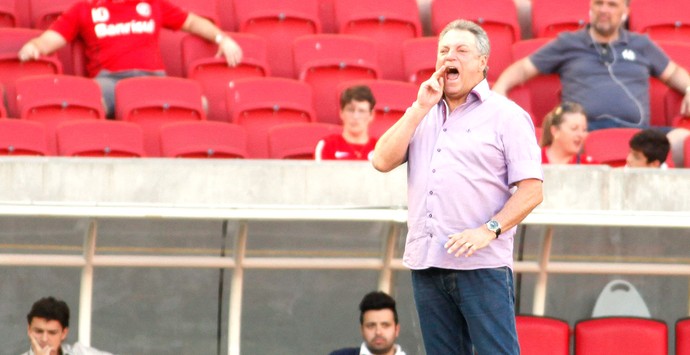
[{"xmin": 439, "ymin": 19, "xmax": 491, "ymax": 78}]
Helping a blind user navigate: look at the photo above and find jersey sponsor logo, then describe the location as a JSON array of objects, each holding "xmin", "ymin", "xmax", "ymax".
[
  {"xmin": 94, "ymin": 19, "xmax": 155, "ymax": 38},
  {"xmin": 622, "ymin": 49, "xmax": 636, "ymax": 61},
  {"xmin": 136, "ymin": 2, "xmax": 152, "ymax": 17},
  {"xmin": 91, "ymin": 7, "xmax": 110, "ymax": 23},
  {"xmin": 335, "ymin": 151, "xmax": 349, "ymax": 159}
]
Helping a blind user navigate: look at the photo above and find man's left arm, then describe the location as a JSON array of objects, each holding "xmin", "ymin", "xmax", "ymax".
[
  {"xmin": 659, "ymin": 60, "xmax": 690, "ymax": 116},
  {"xmin": 180, "ymin": 13, "xmax": 242, "ymax": 67},
  {"xmin": 445, "ymin": 178, "xmax": 543, "ymax": 257}
]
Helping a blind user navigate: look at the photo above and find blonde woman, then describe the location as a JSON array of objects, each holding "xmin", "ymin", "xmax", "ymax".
[{"xmin": 541, "ymin": 102, "xmax": 597, "ymax": 164}]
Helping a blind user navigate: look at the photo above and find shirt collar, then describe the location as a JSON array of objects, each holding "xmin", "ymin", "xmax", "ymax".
[
  {"xmin": 585, "ymin": 24, "xmax": 630, "ymax": 46},
  {"xmin": 358, "ymin": 342, "xmax": 406, "ymax": 355}
]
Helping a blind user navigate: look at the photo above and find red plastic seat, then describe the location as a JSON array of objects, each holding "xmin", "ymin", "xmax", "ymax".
[
  {"xmin": 685, "ymin": 136, "xmax": 690, "ymax": 168},
  {"xmin": 235, "ymin": 0, "xmax": 321, "ymax": 78},
  {"xmin": 226, "ymin": 77, "xmax": 317, "ymax": 158},
  {"xmin": 509, "ymin": 38, "xmax": 560, "ymax": 127},
  {"xmin": 115, "ymin": 76, "xmax": 205, "ymax": 156},
  {"xmin": 337, "ymin": 79, "xmax": 417, "ymax": 138},
  {"xmin": 678, "ymin": 318, "xmax": 690, "ymax": 355},
  {"xmin": 651, "ymin": 41, "xmax": 690, "ymax": 126},
  {"xmin": 574, "ymin": 317, "xmax": 667, "ymax": 355},
  {"xmin": 516, "ymin": 315, "xmax": 570, "ymax": 355},
  {"xmin": 293, "ymin": 34, "xmax": 379, "ymax": 125},
  {"xmin": 0, "ymin": 119, "xmax": 48, "ymax": 156},
  {"xmin": 29, "ymin": 0, "xmax": 76, "ymax": 30},
  {"xmin": 159, "ymin": 121, "xmax": 248, "ymax": 158},
  {"xmin": 181, "ymin": 32, "xmax": 269, "ymax": 122},
  {"xmin": 268, "ymin": 122, "xmax": 341, "ymax": 159},
  {"xmin": 531, "ymin": 0, "xmax": 588, "ymax": 38},
  {"xmin": 56, "ymin": 120, "xmax": 145, "ymax": 157},
  {"xmin": 217, "ymin": 0, "xmax": 237, "ymax": 31},
  {"xmin": 583, "ymin": 128, "xmax": 641, "ymax": 167},
  {"xmin": 402, "ymin": 36, "xmax": 438, "ymax": 87},
  {"xmin": 334, "ymin": 0, "xmax": 421, "ymax": 81},
  {"xmin": 317, "ymin": 0, "xmax": 337, "ymax": 33},
  {"xmin": 0, "ymin": 0, "xmax": 19, "ymax": 28},
  {"xmin": 431, "ymin": 0, "xmax": 521, "ymax": 83},
  {"xmin": 629, "ymin": 0, "xmax": 690, "ymax": 43},
  {"xmin": 0, "ymin": 28, "xmax": 63, "ymax": 118}
]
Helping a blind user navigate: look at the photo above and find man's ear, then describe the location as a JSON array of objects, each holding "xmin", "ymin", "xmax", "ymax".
[{"xmin": 61, "ymin": 326, "xmax": 69, "ymax": 342}]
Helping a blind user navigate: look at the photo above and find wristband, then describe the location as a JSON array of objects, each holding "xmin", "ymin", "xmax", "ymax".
[{"xmin": 215, "ymin": 33, "xmax": 225, "ymax": 44}]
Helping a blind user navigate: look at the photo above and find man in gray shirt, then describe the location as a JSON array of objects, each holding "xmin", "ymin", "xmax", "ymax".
[{"xmin": 493, "ymin": 0, "xmax": 690, "ymax": 166}]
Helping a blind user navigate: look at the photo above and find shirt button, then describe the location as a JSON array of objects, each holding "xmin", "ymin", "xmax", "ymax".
[
  {"xmin": 443, "ymin": 128, "xmax": 447, "ymax": 132},
  {"xmin": 436, "ymin": 148, "xmax": 441, "ymax": 152},
  {"xmin": 428, "ymin": 213, "xmax": 432, "ymax": 218},
  {"xmin": 429, "ymin": 191, "xmax": 433, "ymax": 195},
  {"xmin": 432, "ymin": 169, "xmax": 436, "ymax": 173}
]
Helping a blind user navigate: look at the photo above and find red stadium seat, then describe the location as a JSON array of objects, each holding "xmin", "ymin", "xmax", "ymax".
[
  {"xmin": 629, "ymin": 0, "xmax": 690, "ymax": 43},
  {"xmin": 0, "ymin": 84, "xmax": 6, "ymax": 117},
  {"xmin": 509, "ymin": 38, "xmax": 560, "ymax": 127},
  {"xmin": 652, "ymin": 41, "xmax": 690, "ymax": 126},
  {"xmin": 217, "ymin": 0, "xmax": 237, "ymax": 31},
  {"xmin": 685, "ymin": 136, "xmax": 690, "ymax": 168},
  {"xmin": 317, "ymin": 0, "xmax": 337, "ymax": 33},
  {"xmin": 334, "ymin": 0, "xmax": 421, "ymax": 81},
  {"xmin": 235, "ymin": 0, "xmax": 321, "ymax": 78},
  {"xmin": 0, "ymin": 119, "xmax": 48, "ymax": 156},
  {"xmin": 516, "ymin": 315, "xmax": 570, "ymax": 355},
  {"xmin": 115, "ymin": 76, "xmax": 205, "ymax": 156},
  {"xmin": 531, "ymin": 0, "xmax": 588, "ymax": 38},
  {"xmin": 226, "ymin": 77, "xmax": 316, "ymax": 158},
  {"xmin": 181, "ymin": 32, "xmax": 269, "ymax": 122},
  {"xmin": 0, "ymin": 28, "xmax": 63, "ymax": 118},
  {"xmin": 583, "ymin": 128, "xmax": 641, "ymax": 167},
  {"xmin": 402, "ymin": 36, "xmax": 437, "ymax": 87},
  {"xmin": 337, "ymin": 79, "xmax": 417, "ymax": 138},
  {"xmin": 679, "ymin": 317, "xmax": 690, "ymax": 355},
  {"xmin": 29, "ymin": 0, "xmax": 75, "ymax": 30},
  {"xmin": 0, "ymin": 0, "xmax": 19, "ymax": 28},
  {"xmin": 268, "ymin": 122, "xmax": 341, "ymax": 159},
  {"xmin": 574, "ymin": 317, "xmax": 667, "ymax": 355},
  {"xmin": 56, "ymin": 120, "xmax": 145, "ymax": 157},
  {"xmin": 431, "ymin": 0, "xmax": 521, "ymax": 82},
  {"xmin": 293, "ymin": 34, "xmax": 379, "ymax": 125},
  {"xmin": 159, "ymin": 121, "xmax": 248, "ymax": 158},
  {"xmin": 15, "ymin": 74, "xmax": 104, "ymax": 154}
]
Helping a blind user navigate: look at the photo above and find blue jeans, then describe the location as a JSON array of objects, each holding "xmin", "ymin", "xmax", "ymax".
[
  {"xmin": 95, "ymin": 70, "xmax": 165, "ymax": 118},
  {"xmin": 411, "ymin": 267, "xmax": 519, "ymax": 355}
]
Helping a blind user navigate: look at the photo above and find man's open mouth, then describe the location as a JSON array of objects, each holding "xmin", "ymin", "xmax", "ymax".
[{"xmin": 446, "ymin": 66, "xmax": 459, "ymax": 80}]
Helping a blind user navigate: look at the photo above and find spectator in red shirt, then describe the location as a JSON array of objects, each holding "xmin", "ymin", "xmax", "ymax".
[
  {"xmin": 317, "ymin": 85, "xmax": 378, "ymax": 161},
  {"xmin": 17, "ymin": 0, "xmax": 242, "ymax": 118},
  {"xmin": 541, "ymin": 102, "xmax": 597, "ymax": 164}
]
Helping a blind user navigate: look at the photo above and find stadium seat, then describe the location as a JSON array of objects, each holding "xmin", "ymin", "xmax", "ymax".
[
  {"xmin": 431, "ymin": 0, "xmax": 521, "ymax": 82},
  {"xmin": 268, "ymin": 122, "xmax": 341, "ymax": 159},
  {"xmin": 317, "ymin": 0, "xmax": 337, "ymax": 33},
  {"xmin": 337, "ymin": 79, "xmax": 417, "ymax": 138},
  {"xmin": 293, "ymin": 34, "xmax": 379, "ymax": 125},
  {"xmin": 0, "ymin": 28, "xmax": 63, "ymax": 118},
  {"xmin": 0, "ymin": 0, "xmax": 19, "ymax": 28},
  {"xmin": 679, "ymin": 317, "xmax": 690, "ymax": 355},
  {"xmin": 402, "ymin": 36, "xmax": 437, "ymax": 87},
  {"xmin": 115, "ymin": 76, "xmax": 205, "ymax": 156},
  {"xmin": 235, "ymin": 0, "xmax": 321, "ymax": 78},
  {"xmin": 29, "ymin": 0, "xmax": 75, "ymax": 30},
  {"xmin": 159, "ymin": 121, "xmax": 248, "ymax": 158},
  {"xmin": 217, "ymin": 0, "xmax": 237, "ymax": 31},
  {"xmin": 515, "ymin": 315, "xmax": 570, "ymax": 355},
  {"xmin": 226, "ymin": 77, "xmax": 317, "ymax": 158},
  {"xmin": 685, "ymin": 137, "xmax": 690, "ymax": 168},
  {"xmin": 531, "ymin": 0, "xmax": 588, "ymax": 38},
  {"xmin": 0, "ymin": 119, "xmax": 48, "ymax": 156},
  {"xmin": 629, "ymin": 0, "xmax": 690, "ymax": 43},
  {"xmin": 334, "ymin": 0, "xmax": 421, "ymax": 81},
  {"xmin": 583, "ymin": 128, "xmax": 641, "ymax": 167},
  {"xmin": 0, "ymin": 84, "xmax": 6, "ymax": 117},
  {"xmin": 652, "ymin": 41, "xmax": 690, "ymax": 126},
  {"xmin": 15, "ymin": 74, "xmax": 104, "ymax": 154},
  {"xmin": 509, "ymin": 38, "xmax": 560, "ymax": 127},
  {"xmin": 574, "ymin": 317, "xmax": 667, "ymax": 355},
  {"xmin": 56, "ymin": 120, "xmax": 145, "ymax": 157},
  {"xmin": 181, "ymin": 32, "xmax": 269, "ymax": 122}
]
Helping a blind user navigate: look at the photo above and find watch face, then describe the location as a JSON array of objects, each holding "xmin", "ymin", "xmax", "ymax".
[{"xmin": 488, "ymin": 220, "xmax": 499, "ymax": 230}]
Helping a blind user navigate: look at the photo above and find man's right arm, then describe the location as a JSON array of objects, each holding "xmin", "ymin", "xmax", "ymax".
[
  {"xmin": 492, "ymin": 57, "xmax": 541, "ymax": 96},
  {"xmin": 18, "ymin": 30, "xmax": 68, "ymax": 62},
  {"xmin": 372, "ymin": 65, "xmax": 446, "ymax": 172}
]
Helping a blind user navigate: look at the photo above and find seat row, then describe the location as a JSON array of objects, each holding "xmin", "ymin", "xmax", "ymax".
[
  {"xmin": 518, "ymin": 315, "xmax": 690, "ymax": 355},
  {"xmin": 0, "ymin": 118, "xmax": 345, "ymax": 159}
]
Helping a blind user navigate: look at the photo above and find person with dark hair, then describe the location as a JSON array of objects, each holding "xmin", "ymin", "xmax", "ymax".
[
  {"xmin": 493, "ymin": 0, "xmax": 690, "ymax": 167},
  {"xmin": 330, "ymin": 291, "xmax": 406, "ymax": 355},
  {"xmin": 541, "ymin": 102, "xmax": 597, "ymax": 164},
  {"xmin": 317, "ymin": 85, "xmax": 378, "ymax": 161},
  {"xmin": 626, "ymin": 129, "xmax": 671, "ymax": 168},
  {"xmin": 23, "ymin": 297, "xmax": 112, "ymax": 355},
  {"xmin": 373, "ymin": 19, "xmax": 542, "ymax": 355}
]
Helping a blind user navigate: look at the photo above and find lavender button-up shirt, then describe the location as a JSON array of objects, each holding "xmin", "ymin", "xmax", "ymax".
[{"xmin": 404, "ymin": 80, "xmax": 542, "ymax": 270}]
